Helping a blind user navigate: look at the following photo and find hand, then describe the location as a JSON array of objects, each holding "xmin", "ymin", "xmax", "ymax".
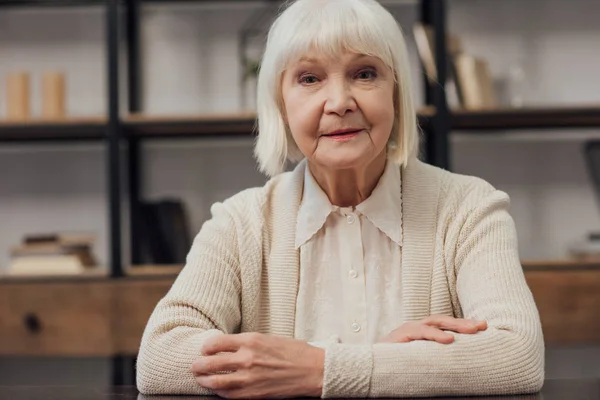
[
  {"xmin": 191, "ymin": 332, "xmax": 325, "ymax": 399},
  {"xmin": 380, "ymin": 315, "xmax": 488, "ymax": 344}
]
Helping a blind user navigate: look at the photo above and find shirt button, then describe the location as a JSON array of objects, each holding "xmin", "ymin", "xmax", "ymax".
[
  {"xmin": 346, "ymin": 215, "xmax": 356, "ymax": 224},
  {"xmin": 351, "ymin": 322, "xmax": 361, "ymax": 332},
  {"xmin": 349, "ymin": 269, "xmax": 358, "ymax": 278}
]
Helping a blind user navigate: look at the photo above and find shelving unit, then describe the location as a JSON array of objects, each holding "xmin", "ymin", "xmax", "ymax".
[
  {"xmin": 3, "ymin": 0, "xmax": 600, "ymax": 386},
  {"xmin": 0, "ymin": 0, "xmax": 445, "ymax": 281}
]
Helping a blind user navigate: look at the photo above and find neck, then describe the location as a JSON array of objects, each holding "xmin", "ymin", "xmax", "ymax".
[{"xmin": 308, "ymin": 151, "xmax": 387, "ymax": 207}]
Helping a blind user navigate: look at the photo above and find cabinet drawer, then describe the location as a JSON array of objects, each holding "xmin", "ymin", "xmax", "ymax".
[
  {"xmin": 525, "ymin": 269, "xmax": 600, "ymax": 345},
  {"xmin": 114, "ymin": 279, "xmax": 172, "ymax": 354},
  {"xmin": 0, "ymin": 281, "xmax": 114, "ymax": 356}
]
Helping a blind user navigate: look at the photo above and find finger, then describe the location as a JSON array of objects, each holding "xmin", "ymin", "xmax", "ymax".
[
  {"xmin": 202, "ymin": 334, "xmax": 243, "ymax": 356},
  {"xmin": 458, "ymin": 318, "xmax": 488, "ymax": 331},
  {"xmin": 390, "ymin": 325, "xmax": 454, "ymax": 344},
  {"xmin": 475, "ymin": 319, "xmax": 488, "ymax": 330},
  {"xmin": 195, "ymin": 372, "xmax": 244, "ymax": 391},
  {"xmin": 191, "ymin": 354, "xmax": 240, "ymax": 375},
  {"xmin": 417, "ymin": 325, "xmax": 455, "ymax": 344},
  {"xmin": 424, "ymin": 315, "xmax": 480, "ymax": 333}
]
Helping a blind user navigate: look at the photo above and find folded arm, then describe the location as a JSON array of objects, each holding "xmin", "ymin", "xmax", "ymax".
[
  {"xmin": 322, "ymin": 189, "xmax": 545, "ymax": 398},
  {"xmin": 136, "ymin": 202, "xmax": 242, "ymax": 395}
]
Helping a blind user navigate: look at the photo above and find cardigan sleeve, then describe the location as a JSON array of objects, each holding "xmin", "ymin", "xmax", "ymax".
[
  {"xmin": 321, "ymin": 189, "xmax": 545, "ymax": 398},
  {"xmin": 136, "ymin": 201, "xmax": 242, "ymax": 395}
]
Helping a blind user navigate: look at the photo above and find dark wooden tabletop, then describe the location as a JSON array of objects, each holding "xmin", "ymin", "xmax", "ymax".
[{"xmin": 0, "ymin": 378, "xmax": 598, "ymax": 400}]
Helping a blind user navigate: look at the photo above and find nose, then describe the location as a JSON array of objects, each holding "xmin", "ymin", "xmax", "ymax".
[{"xmin": 324, "ymin": 77, "xmax": 357, "ymax": 116}]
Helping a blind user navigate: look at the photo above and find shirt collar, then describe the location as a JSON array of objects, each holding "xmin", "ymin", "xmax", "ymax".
[
  {"xmin": 295, "ymin": 164, "xmax": 337, "ymax": 248},
  {"xmin": 355, "ymin": 159, "xmax": 403, "ymax": 247},
  {"xmin": 295, "ymin": 160, "xmax": 403, "ymax": 248}
]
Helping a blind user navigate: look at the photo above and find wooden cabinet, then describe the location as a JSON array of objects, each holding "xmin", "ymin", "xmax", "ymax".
[
  {"xmin": 112, "ymin": 279, "xmax": 173, "ymax": 354},
  {"xmin": 0, "ymin": 278, "xmax": 171, "ymax": 356},
  {"xmin": 0, "ymin": 262, "xmax": 599, "ymax": 356},
  {"xmin": 524, "ymin": 266, "xmax": 600, "ymax": 345}
]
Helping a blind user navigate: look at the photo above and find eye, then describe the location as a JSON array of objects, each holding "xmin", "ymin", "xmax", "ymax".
[
  {"xmin": 298, "ymin": 74, "xmax": 319, "ymax": 85},
  {"xmin": 355, "ymin": 68, "xmax": 378, "ymax": 80}
]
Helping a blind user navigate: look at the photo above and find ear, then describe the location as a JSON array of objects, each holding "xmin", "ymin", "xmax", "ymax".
[
  {"xmin": 388, "ymin": 85, "xmax": 400, "ymax": 149},
  {"xmin": 277, "ymin": 77, "xmax": 289, "ymax": 126}
]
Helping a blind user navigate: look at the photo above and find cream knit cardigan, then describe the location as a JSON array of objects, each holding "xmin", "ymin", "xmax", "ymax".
[{"xmin": 136, "ymin": 158, "xmax": 545, "ymax": 398}]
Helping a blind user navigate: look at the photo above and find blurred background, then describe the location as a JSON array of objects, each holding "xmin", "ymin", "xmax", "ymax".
[{"xmin": 0, "ymin": 0, "xmax": 599, "ymax": 388}]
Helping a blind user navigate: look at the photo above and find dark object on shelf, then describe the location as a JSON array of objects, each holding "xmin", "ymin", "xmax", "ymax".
[
  {"xmin": 585, "ymin": 140, "xmax": 600, "ymax": 225},
  {"xmin": 567, "ymin": 141, "xmax": 600, "ymax": 259},
  {"xmin": 135, "ymin": 199, "xmax": 192, "ymax": 265}
]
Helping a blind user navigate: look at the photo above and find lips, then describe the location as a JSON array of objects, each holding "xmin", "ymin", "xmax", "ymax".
[{"xmin": 323, "ymin": 128, "xmax": 363, "ymax": 137}]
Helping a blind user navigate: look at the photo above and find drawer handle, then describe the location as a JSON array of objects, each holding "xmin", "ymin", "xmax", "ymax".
[{"xmin": 23, "ymin": 313, "xmax": 42, "ymax": 334}]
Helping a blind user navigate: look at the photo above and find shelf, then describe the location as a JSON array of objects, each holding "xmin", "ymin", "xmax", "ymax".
[
  {"xmin": 0, "ymin": 110, "xmax": 433, "ymax": 142},
  {"xmin": 124, "ymin": 108, "xmax": 435, "ymax": 139},
  {"xmin": 123, "ymin": 112, "xmax": 258, "ymax": 139},
  {"xmin": 0, "ymin": 268, "xmax": 108, "ymax": 283},
  {"xmin": 0, "ymin": 265, "xmax": 183, "ymax": 282},
  {"xmin": 141, "ymin": 0, "xmax": 418, "ymax": 5},
  {"xmin": 0, "ymin": 0, "xmax": 104, "ymax": 7},
  {"xmin": 125, "ymin": 264, "xmax": 183, "ymax": 277},
  {"xmin": 0, "ymin": 0, "xmax": 271, "ymax": 6},
  {"xmin": 521, "ymin": 258, "xmax": 600, "ymax": 271},
  {"xmin": 1, "ymin": 259, "xmax": 595, "ymax": 282},
  {"xmin": 452, "ymin": 106, "xmax": 600, "ymax": 131},
  {"xmin": 0, "ymin": 117, "xmax": 106, "ymax": 142},
  {"xmin": 122, "ymin": 260, "xmax": 600, "ymax": 277}
]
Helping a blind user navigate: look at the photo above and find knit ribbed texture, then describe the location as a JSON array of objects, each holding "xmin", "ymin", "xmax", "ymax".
[
  {"xmin": 136, "ymin": 158, "xmax": 545, "ymax": 397},
  {"xmin": 323, "ymin": 343, "xmax": 373, "ymax": 397}
]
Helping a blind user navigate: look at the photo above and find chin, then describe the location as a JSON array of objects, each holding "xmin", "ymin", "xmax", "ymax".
[{"xmin": 318, "ymin": 154, "xmax": 369, "ymax": 171}]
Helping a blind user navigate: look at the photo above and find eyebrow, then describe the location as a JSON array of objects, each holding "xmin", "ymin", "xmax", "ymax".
[{"xmin": 297, "ymin": 54, "xmax": 373, "ymax": 64}]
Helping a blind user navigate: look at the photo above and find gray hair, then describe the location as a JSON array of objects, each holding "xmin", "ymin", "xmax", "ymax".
[{"xmin": 254, "ymin": 0, "xmax": 419, "ymax": 176}]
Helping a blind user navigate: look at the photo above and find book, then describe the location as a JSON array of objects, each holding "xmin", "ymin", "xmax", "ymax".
[
  {"xmin": 453, "ymin": 54, "xmax": 498, "ymax": 110},
  {"xmin": 413, "ymin": 22, "xmax": 465, "ymax": 107},
  {"xmin": 6, "ymin": 232, "xmax": 99, "ymax": 276},
  {"xmin": 7, "ymin": 255, "xmax": 88, "ymax": 276},
  {"xmin": 23, "ymin": 232, "xmax": 96, "ymax": 247},
  {"xmin": 10, "ymin": 243, "xmax": 97, "ymax": 267},
  {"xmin": 413, "ymin": 22, "xmax": 464, "ymax": 83}
]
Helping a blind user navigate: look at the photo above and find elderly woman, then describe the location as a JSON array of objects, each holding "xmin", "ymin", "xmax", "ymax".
[{"xmin": 136, "ymin": 0, "xmax": 544, "ymax": 398}]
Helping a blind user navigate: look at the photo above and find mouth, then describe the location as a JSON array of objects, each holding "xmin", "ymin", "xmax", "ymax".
[{"xmin": 321, "ymin": 128, "xmax": 364, "ymax": 140}]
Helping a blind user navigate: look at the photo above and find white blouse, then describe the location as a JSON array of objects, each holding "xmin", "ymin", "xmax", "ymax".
[{"xmin": 294, "ymin": 160, "xmax": 404, "ymax": 345}]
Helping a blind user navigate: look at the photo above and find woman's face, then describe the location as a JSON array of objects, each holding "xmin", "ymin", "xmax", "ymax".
[{"xmin": 281, "ymin": 50, "xmax": 395, "ymax": 171}]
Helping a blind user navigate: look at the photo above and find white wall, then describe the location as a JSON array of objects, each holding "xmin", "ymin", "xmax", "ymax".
[
  {"xmin": 1, "ymin": 0, "xmax": 600, "ymax": 385},
  {"xmin": 0, "ymin": 1, "xmax": 422, "ymax": 269},
  {"xmin": 447, "ymin": 0, "xmax": 600, "ymax": 259},
  {"xmin": 2, "ymin": 0, "xmax": 599, "ymax": 267}
]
